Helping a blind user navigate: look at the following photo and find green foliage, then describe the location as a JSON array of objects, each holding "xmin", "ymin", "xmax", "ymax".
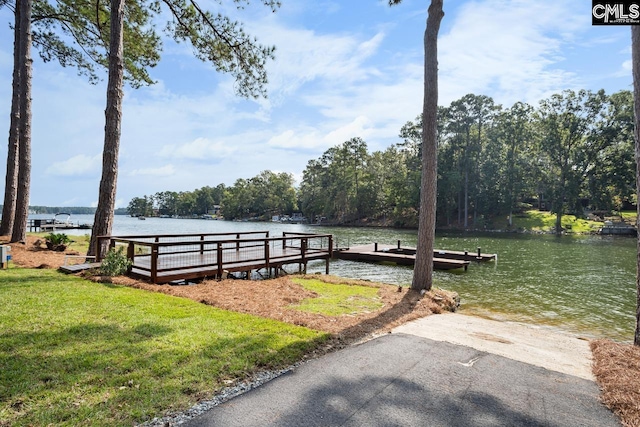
[
  {"xmin": 32, "ymin": 0, "xmax": 161, "ymax": 87},
  {"xmin": 44, "ymin": 232, "xmax": 71, "ymax": 246},
  {"xmin": 511, "ymin": 210, "xmax": 603, "ymax": 233},
  {"xmin": 162, "ymin": 0, "xmax": 280, "ymax": 98},
  {"xmin": 0, "ymin": 268, "xmax": 326, "ymax": 426},
  {"xmin": 127, "ymin": 195, "xmax": 154, "ymax": 217},
  {"xmin": 224, "ymin": 171, "xmax": 298, "ymax": 220},
  {"xmin": 290, "ymin": 277, "xmax": 383, "ymax": 316},
  {"xmin": 99, "ymin": 246, "xmax": 132, "ymax": 276}
]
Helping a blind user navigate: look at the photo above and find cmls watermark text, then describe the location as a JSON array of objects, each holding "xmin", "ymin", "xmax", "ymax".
[{"xmin": 592, "ymin": 1, "xmax": 640, "ymax": 25}]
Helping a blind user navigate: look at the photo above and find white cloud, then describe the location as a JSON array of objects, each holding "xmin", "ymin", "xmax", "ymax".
[
  {"xmin": 325, "ymin": 116, "xmax": 375, "ymax": 146},
  {"xmin": 157, "ymin": 137, "xmax": 237, "ymax": 160},
  {"xmin": 268, "ymin": 129, "xmax": 324, "ymax": 150},
  {"xmin": 255, "ymin": 21, "xmax": 387, "ymax": 108},
  {"xmin": 129, "ymin": 164, "xmax": 176, "ymax": 176},
  {"xmin": 45, "ymin": 154, "xmax": 102, "ymax": 177},
  {"xmin": 438, "ymin": 0, "xmax": 585, "ymax": 105}
]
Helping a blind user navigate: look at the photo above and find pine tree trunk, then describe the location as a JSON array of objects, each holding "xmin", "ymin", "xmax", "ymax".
[
  {"xmin": 631, "ymin": 26, "xmax": 640, "ymax": 346},
  {"xmin": 412, "ymin": 0, "xmax": 443, "ymax": 292},
  {"xmin": 11, "ymin": 0, "xmax": 32, "ymax": 243},
  {"xmin": 0, "ymin": 6, "xmax": 21, "ymax": 237},
  {"xmin": 87, "ymin": 0, "xmax": 125, "ymax": 259}
]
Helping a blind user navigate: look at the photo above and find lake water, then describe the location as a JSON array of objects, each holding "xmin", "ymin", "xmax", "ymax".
[{"xmin": 33, "ymin": 214, "xmax": 638, "ymax": 342}]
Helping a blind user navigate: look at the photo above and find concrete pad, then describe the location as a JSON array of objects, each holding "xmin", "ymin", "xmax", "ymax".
[{"xmin": 392, "ymin": 312, "xmax": 594, "ymax": 380}]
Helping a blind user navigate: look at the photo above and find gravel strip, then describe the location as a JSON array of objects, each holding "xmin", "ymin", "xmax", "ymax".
[
  {"xmin": 138, "ymin": 365, "xmax": 300, "ymax": 427},
  {"xmin": 138, "ymin": 335, "xmax": 380, "ymax": 427}
]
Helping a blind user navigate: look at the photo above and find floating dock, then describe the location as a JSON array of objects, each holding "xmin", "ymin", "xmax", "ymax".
[{"xmin": 334, "ymin": 242, "xmax": 496, "ymax": 271}]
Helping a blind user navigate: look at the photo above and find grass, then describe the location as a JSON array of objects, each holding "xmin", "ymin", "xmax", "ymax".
[
  {"xmin": 618, "ymin": 211, "xmax": 637, "ymax": 224},
  {"xmin": 512, "ymin": 210, "xmax": 603, "ymax": 233},
  {"xmin": 0, "ymin": 269, "xmax": 328, "ymax": 426},
  {"xmin": 289, "ymin": 277, "xmax": 383, "ymax": 316}
]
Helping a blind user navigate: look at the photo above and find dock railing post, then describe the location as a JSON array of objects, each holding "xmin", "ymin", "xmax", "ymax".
[
  {"xmin": 326, "ymin": 235, "xmax": 333, "ymax": 275},
  {"xmin": 397, "ymin": 240, "xmax": 401, "ymax": 249},
  {"xmin": 300, "ymin": 238, "xmax": 307, "ymax": 273},
  {"xmin": 200, "ymin": 235, "xmax": 204, "ymax": 255},
  {"xmin": 236, "ymin": 234, "xmax": 240, "ymax": 251},
  {"xmin": 477, "ymin": 247, "xmax": 481, "ymax": 259},
  {"xmin": 217, "ymin": 242, "xmax": 223, "ymax": 279},
  {"xmin": 374, "ymin": 242, "xmax": 378, "ymax": 252},
  {"xmin": 264, "ymin": 240, "xmax": 270, "ymax": 275},
  {"xmin": 150, "ymin": 243, "xmax": 158, "ymax": 284}
]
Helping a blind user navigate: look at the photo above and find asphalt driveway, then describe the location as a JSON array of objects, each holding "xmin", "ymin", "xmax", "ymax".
[{"xmin": 184, "ymin": 332, "xmax": 619, "ymax": 427}]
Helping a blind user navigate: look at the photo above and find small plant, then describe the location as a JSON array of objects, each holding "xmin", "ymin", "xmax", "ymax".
[
  {"xmin": 45, "ymin": 233, "xmax": 71, "ymax": 251},
  {"xmin": 99, "ymin": 246, "xmax": 132, "ymax": 276}
]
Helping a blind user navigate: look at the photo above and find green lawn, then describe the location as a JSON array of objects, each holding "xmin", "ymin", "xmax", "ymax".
[
  {"xmin": 512, "ymin": 210, "xmax": 603, "ymax": 233},
  {"xmin": 290, "ymin": 277, "xmax": 383, "ymax": 316},
  {"xmin": 0, "ymin": 269, "xmax": 328, "ymax": 426}
]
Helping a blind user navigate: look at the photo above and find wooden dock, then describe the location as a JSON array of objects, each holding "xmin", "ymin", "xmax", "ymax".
[
  {"xmin": 96, "ymin": 231, "xmax": 333, "ymax": 284},
  {"xmin": 28, "ymin": 218, "xmax": 92, "ymax": 232},
  {"xmin": 334, "ymin": 243, "xmax": 496, "ymax": 271}
]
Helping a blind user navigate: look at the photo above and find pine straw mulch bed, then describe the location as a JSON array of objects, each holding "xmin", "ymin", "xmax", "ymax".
[
  {"xmin": 591, "ymin": 339, "xmax": 640, "ymax": 427},
  {"xmin": 5, "ymin": 235, "xmax": 640, "ymax": 427}
]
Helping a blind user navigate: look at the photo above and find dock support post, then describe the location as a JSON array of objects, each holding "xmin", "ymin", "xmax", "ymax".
[
  {"xmin": 464, "ymin": 250, "xmax": 468, "ymax": 261},
  {"xmin": 477, "ymin": 247, "xmax": 481, "ymax": 258}
]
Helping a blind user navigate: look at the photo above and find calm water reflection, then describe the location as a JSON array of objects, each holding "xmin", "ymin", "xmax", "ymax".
[{"xmin": 40, "ymin": 215, "xmax": 637, "ymax": 342}]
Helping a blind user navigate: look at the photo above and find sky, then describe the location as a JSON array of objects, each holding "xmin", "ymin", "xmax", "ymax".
[{"xmin": 0, "ymin": 0, "xmax": 635, "ymax": 208}]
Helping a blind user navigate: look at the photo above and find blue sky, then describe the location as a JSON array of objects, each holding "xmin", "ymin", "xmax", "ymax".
[{"xmin": 0, "ymin": 0, "xmax": 634, "ymax": 208}]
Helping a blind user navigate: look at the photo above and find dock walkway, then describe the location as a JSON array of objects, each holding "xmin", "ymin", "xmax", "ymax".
[
  {"xmin": 96, "ymin": 231, "xmax": 333, "ymax": 284},
  {"xmin": 334, "ymin": 243, "xmax": 496, "ymax": 271}
]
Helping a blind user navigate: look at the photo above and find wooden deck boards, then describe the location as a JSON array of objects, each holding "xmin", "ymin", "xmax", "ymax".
[{"xmin": 334, "ymin": 243, "xmax": 496, "ymax": 270}]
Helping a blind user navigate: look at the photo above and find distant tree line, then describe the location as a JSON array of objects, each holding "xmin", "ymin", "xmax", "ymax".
[
  {"xmin": 0, "ymin": 206, "xmax": 128, "ymax": 215},
  {"xmin": 128, "ymin": 89, "xmax": 635, "ymax": 229},
  {"xmin": 127, "ymin": 171, "xmax": 298, "ymax": 220}
]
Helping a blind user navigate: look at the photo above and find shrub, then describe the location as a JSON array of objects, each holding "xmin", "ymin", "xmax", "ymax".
[
  {"xmin": 99, "ymin": 246, "xmax": 132, "ymax": 276},
  {"xmin": 45, "ymin": 233, "xmax": 71, "ymax": 251}
]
